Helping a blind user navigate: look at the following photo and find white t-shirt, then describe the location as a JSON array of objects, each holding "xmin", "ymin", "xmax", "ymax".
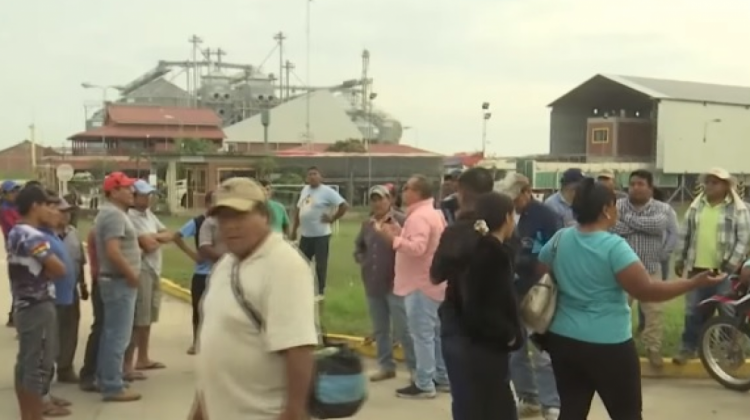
[
  {"xmin": 195, "ymin": 233, "xmax": 318, "ymax": 420},
  {"xmin": 128, "ymin": 208, "xmax": 166, "ymax": 274}
]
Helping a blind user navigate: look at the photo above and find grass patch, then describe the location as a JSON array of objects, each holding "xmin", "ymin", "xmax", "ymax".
[{"xmin": 76, "ymin": 212, "xmax": 689, "ymax": 356}]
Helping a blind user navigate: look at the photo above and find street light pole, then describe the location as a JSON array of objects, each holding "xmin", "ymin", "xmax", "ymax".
[
  {"xmin": 481, "ymin": 101, "xmax": 491, "ymax": 156},
  {"xmin": 81, "ymin": 82, "xmax": 118, "ymax": 155},
  {"xmin": 367, "ymin": 92, "xmax": 377, "ymax": 189},
  {"xmin": 304, "ymin": 0, "xmax": 312, "ymax": 148}
]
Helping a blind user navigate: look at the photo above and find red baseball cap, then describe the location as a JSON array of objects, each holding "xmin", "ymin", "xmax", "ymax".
[{"xmin": 103, "ymin": 172, "xmax": 135, "ymax": 192}]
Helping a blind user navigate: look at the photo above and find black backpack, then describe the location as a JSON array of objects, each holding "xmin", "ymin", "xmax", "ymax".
[{"xmin": 192, "ymin": 215, "xmax": 206, "ymax": 250}]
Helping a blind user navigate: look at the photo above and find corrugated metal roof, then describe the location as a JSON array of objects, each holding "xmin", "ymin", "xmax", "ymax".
[
  {"xmin": 123, "ymin": 78, "xmax": 189, "ymax": 100},
  {"xmin": 106, "ymin": 104, "xmax": 222, "ymax": 126},
  {"xmin": 597, "ymin": 74, "xmax": 750, "ymax": 106},
  {"xmin": 276, "ymin": 143, "xmax": 441, "ymax": 156},
  {"xmin": 68, "ymin": 125, "xmax": 224, "ymax": 140}
]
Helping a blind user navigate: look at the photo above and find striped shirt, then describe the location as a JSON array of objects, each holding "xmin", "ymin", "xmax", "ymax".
[
  {"xmin": 676, "ymin": 195, "xmax": 750, "ymax": 272},
  {"xmin": 611, "ymin": 198, "xmax": 672, "ymax": 274}
]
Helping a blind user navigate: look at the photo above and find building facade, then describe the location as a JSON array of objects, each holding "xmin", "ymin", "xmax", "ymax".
[{"xmin": 548, "ymin": 74, "xmax": 750, "ymax": 174}]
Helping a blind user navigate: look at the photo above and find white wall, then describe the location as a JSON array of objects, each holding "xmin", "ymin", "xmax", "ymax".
[
  {"xmin": 223, "ymin": 90, "xmax": 364, "ymax": 144},
  {"xmin": 658, "ymin": 100, "xmax": 750, "ymax": 174}
]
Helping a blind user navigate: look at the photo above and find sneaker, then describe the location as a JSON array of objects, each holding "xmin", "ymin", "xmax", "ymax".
[
  {"xmin": 646, "ymin": 349, "xmax": 664, "ymax": 369},
  {"xmin": 543, "ymin": 407, "xmax": 560, "ymax": 420},
  {"xmin": 517, "ymin": 398, "xmax": 542, "ymax": 418},
  {"xmin": 672, "ymin": 349, "xmax": 696, "ymax": 366},
  {"xmin": 369, "ymin": 370, "xmax": 396, "ymax": 382},
  {"xmin": 103, "ymin": 389, "xmax": 142, "ymax": 402},
  {"xmin": 433, "ymin": 380, "xmax": 450, "ymax": 393},
  {"xmin": 396, "ymin": 383, "xmax": 436, "ymax": 399}
]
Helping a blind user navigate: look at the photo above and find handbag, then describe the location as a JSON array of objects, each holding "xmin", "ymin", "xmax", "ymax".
[
  {"xmin": 519, "ymin": 228, "xmax": 565, "ymax": 334},
  {"xmin": 228, "ymin": 259, "xmax": 367, "ymax": 419}
]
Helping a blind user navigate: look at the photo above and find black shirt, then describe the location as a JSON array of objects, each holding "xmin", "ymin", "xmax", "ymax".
[{"xmin": 431, "ymin": 214, "xmax": 523, "ymax": 352}]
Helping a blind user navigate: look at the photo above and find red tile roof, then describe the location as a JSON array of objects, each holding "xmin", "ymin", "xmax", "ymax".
[
  {"xmin": 106, "ymin": 104, "xmax": 222, "ymax": 127},
  {"xmin": 275, "ymin": 143, "xmax": 440, "ymax": 156},
  {"xmin": 68, "ymin": 125, "xmax": 224, "ymax": 141}
]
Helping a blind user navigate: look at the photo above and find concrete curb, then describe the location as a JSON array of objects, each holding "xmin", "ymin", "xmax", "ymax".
[{"xmin": 158, "ymin": 278, "xmax": 747, "ymax": 380}]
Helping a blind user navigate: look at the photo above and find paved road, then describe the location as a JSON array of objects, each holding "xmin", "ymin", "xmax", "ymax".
[{"xmin": 0, "ymin": 284, "xmax": 746, "ymax": 418}]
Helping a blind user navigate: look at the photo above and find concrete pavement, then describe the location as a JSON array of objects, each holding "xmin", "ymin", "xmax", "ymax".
[{"xmin": 0, "ymin": 287, "xmax": 746, "ymax": 418}]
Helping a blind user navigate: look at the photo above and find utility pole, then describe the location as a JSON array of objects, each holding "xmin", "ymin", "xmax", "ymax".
[
  {"xmin": 202, "ymin": 48, "xmax": 214, "ymax": 71},
  {"xmin": 481, "ymin": 102, "xmax": 491, "ymax": 156},
  {"xmin": 188, "ymin": 35, "xmax": 203, "ymax": 107},
  {"xmin": 215, "ymin": 48, "xmax": 226, "ymax": 67},
  {"xmin": 283, "ymin": 60, "xmax": 295, "ymax": 99},
  {"xmin": 273, "ymin": 32, "xmax": 286, "ymax": 98}
]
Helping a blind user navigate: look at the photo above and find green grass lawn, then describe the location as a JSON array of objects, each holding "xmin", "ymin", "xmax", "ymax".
[{"xmin": 76, "ymin": 212, "xmax": 688, "ymax": 356}]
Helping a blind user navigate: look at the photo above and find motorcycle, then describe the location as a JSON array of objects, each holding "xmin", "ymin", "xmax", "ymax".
[{"xmin": 697, "ymin": 275, "xmax": 750, "ymax": 392}]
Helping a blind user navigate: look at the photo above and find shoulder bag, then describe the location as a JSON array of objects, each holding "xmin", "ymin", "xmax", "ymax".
[
  {"xmin": 228, "ymin": 259, "xmax": 367, "ymax": 419},
  {"xmin": 519, "ymin": 228, "xmax": 565, "ymax": 334}
]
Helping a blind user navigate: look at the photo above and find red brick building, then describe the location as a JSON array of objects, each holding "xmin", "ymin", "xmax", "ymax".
[
  {"xmin": 0, "ymin": 140, "xmax": 59, "ymax": 178},
  {"xmin": 67, "ymin": 104, "xmax": 224, "ymax": 158}
]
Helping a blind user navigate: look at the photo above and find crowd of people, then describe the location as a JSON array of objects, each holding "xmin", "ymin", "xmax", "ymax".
[
  {"xmin": 351, "ymin": 165, "xmax": 742, "ymax": 420},
  {"xmin": 1, "ymin": 162, "xmax": 746, "ymax": 420}
]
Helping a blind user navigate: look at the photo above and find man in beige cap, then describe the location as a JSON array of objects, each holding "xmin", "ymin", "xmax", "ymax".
[
  {"xmin": 190, "ymin": 177, "xmax": 318, "ymax": 420},
  {"xmin": 596, "ymin": 169, "xmax": 627, "ymax": 199},
  {"xmin": 673, "ymin": 167, "xmax": 750, "ymax": 365}
]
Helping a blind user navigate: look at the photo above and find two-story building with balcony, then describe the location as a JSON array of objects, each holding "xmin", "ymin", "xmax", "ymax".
[{"xmin": 49, "ymin": 104, "xmax": 224, "ymax": 172}]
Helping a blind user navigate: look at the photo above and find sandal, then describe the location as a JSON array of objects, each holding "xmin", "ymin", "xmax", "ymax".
[
  {"xmin": 135, "ymin": 361, "xmax": 166, "ymax": 370},
  {"xmin": 51, "ymin": 396, "xmax": 72, "ymax": 407},
  {"xmin": 43, "ymin": 403, "xmax": 71, "ymax": 417},
  {"xmin": 123, "ymin": 371, "xmax": 147, "ymax": 381}
]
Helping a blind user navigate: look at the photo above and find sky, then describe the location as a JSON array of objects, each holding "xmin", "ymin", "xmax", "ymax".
[{"xmin": 2, "ymin": 0, "xmax": 750, "ymax": 156}]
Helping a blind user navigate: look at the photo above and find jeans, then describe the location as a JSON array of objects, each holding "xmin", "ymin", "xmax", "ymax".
[
  {"xmin": 510, "ymin": 329, "xmax": 559, "ymax": 409},
  {"xmin": 366, "ymin": 293, "xmax": 416, "ymax": 372},
  {"xmin": 443, "ymin": 333, "xmax": 517, "ymax": 420},
  {"xmin": 80, "ymin": 281, "xmax": 103, "ymax": 383},
  {"xmin": 97, "ymin": 278, "xmax": 137, "ymax": 397},
  {"xmin": 299, "ymin": 235, "xmax": 330, "ymax": 295},
  {"xmin": 404, "ymin": 290, "xmax": 448, "ymax": 391},
  {"xmin": 680, "ymin": 271, "xmax": 731, "ymax": 352}
]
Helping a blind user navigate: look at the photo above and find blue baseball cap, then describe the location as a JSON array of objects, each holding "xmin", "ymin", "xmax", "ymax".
[
  {"xmin": 560, "ymin": 168, "xmax": 585, "ymax": 186},
  {"xmin": 133, "ymin": 179, "xmax": 157, "ymax": 195},
  {"xmin": 1, "ymin": 180, "xmax": 20, "ymax": 193}
]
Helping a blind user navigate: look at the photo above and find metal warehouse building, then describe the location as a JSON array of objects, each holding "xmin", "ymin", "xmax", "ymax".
[{"xmin": 548, "ymin": 74, "xmax": 750, "ymax": 174}]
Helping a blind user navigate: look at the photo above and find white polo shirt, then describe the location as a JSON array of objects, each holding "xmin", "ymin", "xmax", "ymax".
[{"xmin": 195, "ymin": 233, "xmax": 318, "ymax": 420}]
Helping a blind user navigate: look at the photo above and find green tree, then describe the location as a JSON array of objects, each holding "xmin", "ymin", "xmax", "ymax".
[
  {"xmin": 326, "ymin": 139, "xmax": 367, "ymax": 153},
  {"xmin": 178, "ymin": 138, "xmax": 215, "ymax": 155},
  {"xmin": 253, "ymin": 156, "xmax": 278, "ymax": 178}
]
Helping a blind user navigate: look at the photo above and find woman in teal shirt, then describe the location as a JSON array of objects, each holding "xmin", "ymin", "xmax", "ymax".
[{"xmin": 537, "ymin": 178, "xmax": 724, "ymax": 420}]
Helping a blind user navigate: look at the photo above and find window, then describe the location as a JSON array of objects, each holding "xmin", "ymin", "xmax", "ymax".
[{"xmin": 592, "ymin": 128, "xmax": 609, "ymax": 143}]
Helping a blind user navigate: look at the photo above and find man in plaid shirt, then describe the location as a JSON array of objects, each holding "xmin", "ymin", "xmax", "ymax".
[
  {"xmin": 673, "ymin": 167, "xmax": 750, "ymax": 365},
  {"xmin": 612, "ymin": 170, "xmax": 674, "ymax": 369}
]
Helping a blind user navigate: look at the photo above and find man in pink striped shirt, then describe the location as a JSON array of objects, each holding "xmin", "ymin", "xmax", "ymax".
[{"xmin": 375, "ymin": 175, "xmax": 448, "ymax": 399}]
